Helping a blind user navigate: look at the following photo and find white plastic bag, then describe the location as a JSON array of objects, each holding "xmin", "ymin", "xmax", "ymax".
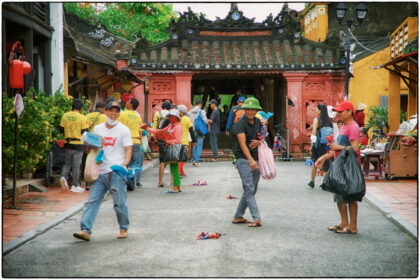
[
  {"xmin": 85, "ymin": 149, "xmax": 100, "ymax": 183},
  {"xmin": 258, "ymin": 140, "xmax": 276, "ymax": 180}
]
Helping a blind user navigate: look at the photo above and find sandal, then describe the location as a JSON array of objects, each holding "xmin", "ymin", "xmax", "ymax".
[
  {"xmin": 73, "ymin": 231, "xmax": 90, "ymax": 241},
  {"xmin": 117, "ymin": 231, "xmax": 128, "ymax": 239},
  {"xmin": 167, "ymin": 190, "xmax": 180, "ymax": 193},
  {"xmin": 248, "ymin": 220, "xmax": 262, "ymax": 227},
  {"xmin": 335, "ymin": 228, "xmax": 357, "ymax": 234},
  {"xmin": 328, "ymin": 225, "xmax": 343, "ymax": 232},
  {"xmin": 232, "ymin": 218, "xmax": 251, "ymax": 224}
]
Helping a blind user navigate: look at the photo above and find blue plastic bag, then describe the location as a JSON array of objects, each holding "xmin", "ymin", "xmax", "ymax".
[
  {"xmin": 82, "ymin": 132, "xmax": 103, "ymax": 147},
  {"xmin": 95, "ymin": 150, "xmax": 106, "ymax": 164},
  {"xmin": 110, "ymin": 165, "xmax": 142, "ymax": 178}
]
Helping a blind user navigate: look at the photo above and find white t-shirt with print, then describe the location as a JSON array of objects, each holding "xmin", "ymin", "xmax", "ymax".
[{"xmin": 93, "ymin": 122, "xmax": 133, "ymax": 174}]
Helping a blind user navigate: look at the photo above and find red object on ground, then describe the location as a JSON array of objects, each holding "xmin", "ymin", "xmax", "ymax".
[
  {"xmin": 226, "ymin": 195, "xmax": 238, "ymax": 199},
  {"xmin": 196, "ymin": 232, "xmax": 221, "ymax": 240}
]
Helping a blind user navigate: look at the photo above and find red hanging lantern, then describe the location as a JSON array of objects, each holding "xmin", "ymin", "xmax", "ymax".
[
  {"xmin": 22, "ymin": 61, "xmax": 31, "ymax": 75},
  {"xmin": 113, "ymin": 81, "xmax": 121, "ymax": 90},
  {"xmin": 8, "ymin": 41, "xmax": 31, "ymax": 89},
  {"xmin": 121, "ymin": 93, "xmax": 133, "ymax": 102},
  {"xmin": 9, "ymin": 59, "xmax": 24, "ymax": 89}
]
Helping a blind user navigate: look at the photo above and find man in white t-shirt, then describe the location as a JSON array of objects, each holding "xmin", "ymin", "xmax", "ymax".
[{"xmin": 73, "ymin": 99, "xmax": 133, "ymax": 241}]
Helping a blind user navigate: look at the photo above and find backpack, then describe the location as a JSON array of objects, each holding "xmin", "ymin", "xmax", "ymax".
[
  {"xmin": 318, "ymin": 126, "xmax": 334, "ymax": 145},
  {"xmin": 194, "ymin": 110, "xmax": 208, "ymax": 136},
  {"xmin": 233, "ymin": 105, "xmax": 245, "ymax": 123}
]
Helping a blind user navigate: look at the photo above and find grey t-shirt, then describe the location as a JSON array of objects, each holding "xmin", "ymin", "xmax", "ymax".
[{"xmin": 209, "ymin": 109, "xmax": 220, "ymax": 133}]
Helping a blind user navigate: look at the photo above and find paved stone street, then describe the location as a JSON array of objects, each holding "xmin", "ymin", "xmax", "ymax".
[{"xmin": 2, "ymin": 161, "xmax": 417, "ymax": 278}]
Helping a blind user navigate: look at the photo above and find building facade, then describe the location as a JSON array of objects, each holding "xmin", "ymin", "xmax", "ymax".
[
  {"xmin": 114, "ymin": 5, "xmax": 346, "ymax": 155},
  {"xmin": 2, "ymin": 2, "xmax": 65, "ymax": 96},
  {"xmin": 300, "ymin": 2, "xmax": 418, "ymax": 132}
]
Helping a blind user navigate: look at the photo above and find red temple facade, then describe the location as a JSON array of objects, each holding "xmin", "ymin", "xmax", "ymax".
[{"xmin": 114, "ymin": 5, "xmax": 346, "ymax": 155}]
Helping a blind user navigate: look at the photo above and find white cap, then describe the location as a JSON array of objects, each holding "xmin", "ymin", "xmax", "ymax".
[
  {"xmin": 177, "ymin": 104, "xmax": 188, "ymax": 114},
  {"xmin": 327, "ymin": 105, "xmax": 336, "ymax": 119},
  {"xmin": 167, "ymin": 109, "xmax": 181, "ymax": 120}
]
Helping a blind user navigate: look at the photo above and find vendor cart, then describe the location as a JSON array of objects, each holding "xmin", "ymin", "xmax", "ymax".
[{"xmin": 384, "ymin": 134, "xmax": 418, "ymax": 179}]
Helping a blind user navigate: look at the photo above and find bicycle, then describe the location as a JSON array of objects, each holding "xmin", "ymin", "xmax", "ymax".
[
  {"xmin": 369, "ymin": 126, "xmax": 388, "ymax": 150},
  {"xmin": 273, "ymin": 121, "xmax": 288, "ymax": 158}
]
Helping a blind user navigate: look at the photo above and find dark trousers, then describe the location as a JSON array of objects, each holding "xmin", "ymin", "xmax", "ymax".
[{"xmin": 209, "ymin": 132, "xmax": 219, "ymax": 159}]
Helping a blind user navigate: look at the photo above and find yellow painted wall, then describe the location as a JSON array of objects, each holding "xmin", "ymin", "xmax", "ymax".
[
  {"xmin": 349, "ymin": 46, "xmax": 391, "ymax": 123},
  {"xmin": 301, "ymin": 3, "xmax": 329, "ymax": 42}
]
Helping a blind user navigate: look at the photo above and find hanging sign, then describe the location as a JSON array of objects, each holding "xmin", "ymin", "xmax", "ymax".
[{"xmin": 14, "ymin": 93, "xmax": 24, "ymax": 117}]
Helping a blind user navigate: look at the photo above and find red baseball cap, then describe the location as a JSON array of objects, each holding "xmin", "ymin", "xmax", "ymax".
[{"xmin": 333, "ymin": 101, "xmax": 354, "ymax": 112}]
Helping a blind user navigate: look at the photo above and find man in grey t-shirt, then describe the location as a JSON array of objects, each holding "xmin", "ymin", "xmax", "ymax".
[{"xmin": 208, "ymin": 99, "xmax": 220, "ymax": 161}]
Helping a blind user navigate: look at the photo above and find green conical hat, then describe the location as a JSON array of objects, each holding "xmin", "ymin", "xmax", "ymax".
[{"xmin": 242, "ymin": 97, "xmax": 262, "ymax": 110}]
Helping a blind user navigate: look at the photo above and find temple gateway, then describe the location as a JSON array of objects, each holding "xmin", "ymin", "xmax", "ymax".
[{"xmin": 116, "ymin": 5, "xmax": 346, "ymax": 156}]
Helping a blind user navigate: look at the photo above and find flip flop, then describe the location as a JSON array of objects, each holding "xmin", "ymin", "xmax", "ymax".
[
  {"xmin": 117, "ymin": 232, "xmax": 128, "ymax": 239},
  {"xmin": 328, "ymin": 225, "xmax": 343, "ymax": 231},
  {"xmin": 335, "ymin": 228, "xmax": 357, "ymax": 234},
  {"xmin": 73, "ymin": 231, "xmax": 90, "ymax": 241},
  {"xmin": 167, "ymin": 190, "xmax": 180, "ymax": 193},
  {"xmin": 248, "ymin": 221, "xmax": 262, "ymax": 227},
  {"xmin": 232, "ymin": 218, "xmax": 251, "ymax": 224}
]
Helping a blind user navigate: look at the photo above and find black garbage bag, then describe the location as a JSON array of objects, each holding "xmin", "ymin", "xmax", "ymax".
[
  {"xmin": 163, "ymin": 144, "xmax": 188, "ymax": 163},
  {"xmin": 342, "ymin": 147, "xmax": 366, "ymax": 201},
  {"xmin": 320, "ymin": 147, "xmax": 365, "ymax": 202}
]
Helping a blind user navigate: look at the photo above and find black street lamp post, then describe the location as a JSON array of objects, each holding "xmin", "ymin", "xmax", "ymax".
[{"xmin": 336, "ymin": 3, "xmax": 368, "ymax": 98}]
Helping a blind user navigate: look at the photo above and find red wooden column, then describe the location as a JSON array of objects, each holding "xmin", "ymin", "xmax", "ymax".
[
  {"xmin": 175, "ymin": 73, "xmax": 193, "ymax": 109},
  {"xmin": 283, "ymin": 73, "xmax": 307, "ymax": 154},
  {"xmin": 132, "ymin": 73, "xmax": 149, "ymax": 120}
]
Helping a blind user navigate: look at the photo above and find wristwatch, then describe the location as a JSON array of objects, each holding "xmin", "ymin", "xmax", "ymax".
[{"xmin": 122, "ymin": 163, "xmax": 129, "ymax": 168}]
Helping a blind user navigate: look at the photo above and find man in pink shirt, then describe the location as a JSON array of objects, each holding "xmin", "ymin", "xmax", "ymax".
[{"xmin": 315, "ymin": 101, "xmax": 361, "ymax": 235}]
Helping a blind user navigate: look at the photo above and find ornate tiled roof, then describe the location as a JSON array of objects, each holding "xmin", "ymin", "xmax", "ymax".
[
  {"xmin": 128, "ymin": 4, "xmax": 344, "ymax": 72},
  {"xmin": 64, "ymin": 12, "xmax": 135, "ymax": 67}
]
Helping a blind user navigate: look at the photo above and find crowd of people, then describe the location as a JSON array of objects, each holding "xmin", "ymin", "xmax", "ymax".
[{"xmin": 58, "ymin": 93, "xmax": 365, "ymax": 240}]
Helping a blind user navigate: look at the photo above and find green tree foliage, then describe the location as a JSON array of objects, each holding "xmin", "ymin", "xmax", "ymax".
[
  {"xmin": 2, "ymin": 88, "xmax": 89, "ymax": 176},
  {"xmin": 63, "ymin": 3, "xmax": 177, "ymax": 44}
]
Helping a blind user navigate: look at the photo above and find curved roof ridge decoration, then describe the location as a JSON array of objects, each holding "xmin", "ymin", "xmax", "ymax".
[
  {"xmin": 64, "ymin": 12, "xmax": 136, "ymax": 65},
  {"xmin": 126, "ymin": 4, "xmax": 345, "ymax": 72}
]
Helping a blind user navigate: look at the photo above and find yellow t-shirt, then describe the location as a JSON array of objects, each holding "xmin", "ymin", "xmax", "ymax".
[
  {"xmin": 180, "ymin": 115, "xmax": 193, "ymax": 146},
  {"xmin": 119, "ymin": 110, "xmax": 143, "ymax": 144},
  {"xmin": 60, "ymin": 111, "xmax": 89, "ymax": 145},
  {"xmin": 86, "ymin": 111, "xmax": 106, "ymax": 132}
]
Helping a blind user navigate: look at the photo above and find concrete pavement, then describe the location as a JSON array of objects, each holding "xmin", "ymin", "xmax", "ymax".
[{"xmin": 2, "ymin": 161, "xmax": 418, "ymax": 277}]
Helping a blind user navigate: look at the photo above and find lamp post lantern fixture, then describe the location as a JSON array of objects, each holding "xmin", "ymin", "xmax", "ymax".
[{"xmin": 336, "ymin": 3, "xmax": 368, "ymax": 98}]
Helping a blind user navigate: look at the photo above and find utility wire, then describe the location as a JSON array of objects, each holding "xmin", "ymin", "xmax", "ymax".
[{"xmin": 348, "ymin": 28, "xmax": 378, "ymax": 53}]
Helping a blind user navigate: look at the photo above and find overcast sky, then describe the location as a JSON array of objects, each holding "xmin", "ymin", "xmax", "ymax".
[{"xmin": 171, "ymin": 2, "xmax": 306, "ymax": 22}]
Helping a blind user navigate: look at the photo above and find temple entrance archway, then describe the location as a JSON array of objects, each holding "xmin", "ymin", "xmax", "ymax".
[{"xmin": 191, "ymin": 73, "xmax": 287, "ymax": 149}]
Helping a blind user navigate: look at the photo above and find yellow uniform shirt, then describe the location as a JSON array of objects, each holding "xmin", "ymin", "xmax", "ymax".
[
  {"xmin": 119, "ymin": 110, "xmax": 143, "ymax": 144},
  {"xmin": 60, "ymin": 111, "xmax": 89, "ymax": 145},
  {"xmin": 86, "ymin": 111, "xmax": 106, "ymax": 132},
  {"xmin": 180, "ymin": 115, "xmax": 193, "ymax": 146},
  {"xmin": 152, "ymin": 111, "xmax": 159, "ymax": 129}
]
